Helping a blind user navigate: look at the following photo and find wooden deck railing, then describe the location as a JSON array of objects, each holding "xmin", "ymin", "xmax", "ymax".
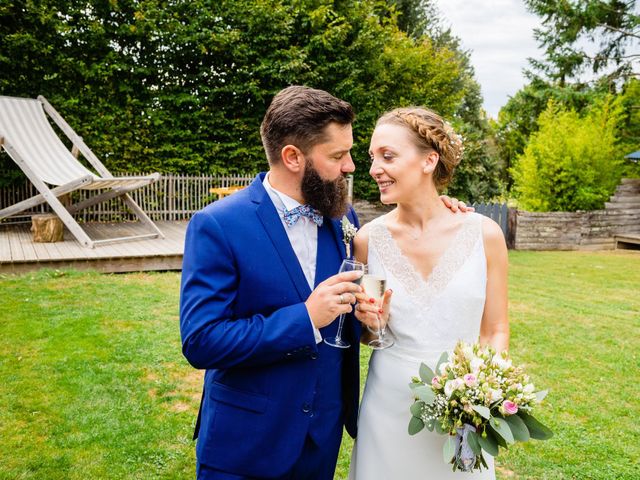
[
  {"xmin": 1, "ymin": 172, "xmax": 358, "ymax": 224},
  {"xmin": 0, "ymin": 173, "xmax": 256, "ymax": 223}
]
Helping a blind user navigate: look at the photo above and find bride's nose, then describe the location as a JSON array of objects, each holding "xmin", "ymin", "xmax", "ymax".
[{"xmin": 369, "ymin": 161, "xmax": 384, "ymax": 178}]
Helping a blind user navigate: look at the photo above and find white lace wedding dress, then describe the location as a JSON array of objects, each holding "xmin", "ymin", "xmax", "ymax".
[{"xmin": 349, "ymin": 212, "xmax": 495, "ymax": 480}]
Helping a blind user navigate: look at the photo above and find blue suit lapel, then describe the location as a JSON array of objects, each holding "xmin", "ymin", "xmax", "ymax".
[
  {"xmin": 329, "ymin": 217, "xmax": 347, "ymax": 260},
  {"xmin": 314, "ymin": 219, "xmax": 342, "ymax": 287},
  {"xmin": 250, "ymin": 174, "xmax": 312, "ymax": 301}
]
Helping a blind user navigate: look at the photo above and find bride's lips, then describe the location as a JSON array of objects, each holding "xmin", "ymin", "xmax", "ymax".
[{"xmin": 377, "ymin": 180, "xmax": 394, "ymax": 193}]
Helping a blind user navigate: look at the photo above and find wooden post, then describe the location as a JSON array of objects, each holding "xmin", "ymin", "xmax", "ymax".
[
  {"xmin": 506, "ymin": 208, "xmax": 517, "ymax": 250},
  {"xmin": 31, "ymin": 214, "xmax": 64, "ymax": 242}
]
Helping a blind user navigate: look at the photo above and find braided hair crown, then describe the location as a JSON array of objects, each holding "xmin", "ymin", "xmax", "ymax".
[{"xmin": 376, "ymin": 107, "xmax": 463, "ymax": 190}]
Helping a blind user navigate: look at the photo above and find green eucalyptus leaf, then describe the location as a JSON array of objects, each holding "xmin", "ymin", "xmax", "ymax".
[
  {"xmin": 489, "ymin": 416, "xmax": 515, "ymax": 444},
  {"xmin": 435, "ymin": 351, "xmax": 449, "ymax": 373},
  {"xmin": 408, "ymin": 416, "xmax": 425, "ymax": 435},
  {"xmin": 419, "ymin": 362, "xmax": 435, "ymax": 383},
  {"xmin": 414, "ymin": 385, "xmax": 435, "ymax": 404},
  {"xmin": 477, "ymin": 431, "xmax": 499, "ymax": 456},
  {"xmin": 519, "ymin": 412, "xmax": 554, "ymax": 440},
  {"xmin": 434, "ymin": 421, "xmax": 446, "ymax": 435},
  {"xmin": 466, "ymin": 430, "xmax": 482, "ymax": 455},
  {"xmin": 535, "ymin": 390, "xmax": 549, "ymax": 402},
  {"xmin": 502, "ymin": 414, "xmax": 530, "ymax": 442},
  {"xmin": 410, "ymin": 400, "xmax": 425, "ymax": 418},
  {"xmin": 472, "ymin": 405, "xmax": 491, "ymax": 419},
  {"xmin": 443, "ymin": 435, "xmax": 456, "ymax": 463}
]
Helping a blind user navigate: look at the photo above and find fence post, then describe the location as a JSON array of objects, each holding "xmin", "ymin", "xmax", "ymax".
[{"xmin": 506, "ymin": 208, "xmax": 517, "ymax": 249}]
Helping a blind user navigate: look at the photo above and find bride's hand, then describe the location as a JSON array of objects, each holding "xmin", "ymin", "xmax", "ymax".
[{"xmin": 354, "ymin": 289, "xmax": 393, "ymax": 331}]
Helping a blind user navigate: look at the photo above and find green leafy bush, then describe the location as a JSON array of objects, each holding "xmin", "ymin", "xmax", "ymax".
[{"xmin": 511, "ymin": 97, "xmax": 625, "ymax": 211}]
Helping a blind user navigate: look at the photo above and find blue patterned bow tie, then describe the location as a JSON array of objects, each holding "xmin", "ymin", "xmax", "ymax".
[{"xmin": 283, "ymin": 204, "xmax": 324, "ymax": 227}]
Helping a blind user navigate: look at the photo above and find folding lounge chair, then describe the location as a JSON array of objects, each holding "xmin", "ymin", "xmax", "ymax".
[{"xmin": 0, "ymin": 95, "xmax": 164, "ymax": 248}]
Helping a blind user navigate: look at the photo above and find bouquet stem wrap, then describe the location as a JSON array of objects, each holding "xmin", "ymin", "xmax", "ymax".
[{"xmin": 454, "ymin": 424, "xmax": 478, "ymax": 472}]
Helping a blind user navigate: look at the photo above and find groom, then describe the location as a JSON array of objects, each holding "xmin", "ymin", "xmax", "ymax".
[{"xmin": 180, "ymin": 86, "xmax": 364, "ymax": 479}]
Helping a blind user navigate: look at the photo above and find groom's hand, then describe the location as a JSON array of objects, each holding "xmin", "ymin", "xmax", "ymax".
[
  {"xmin": 440, "ymin": 195, "xmax": 474, "ymax": 213},
  {"xmin": 305, "ymin": 271, "xmax": 363, "ymax": 329}
]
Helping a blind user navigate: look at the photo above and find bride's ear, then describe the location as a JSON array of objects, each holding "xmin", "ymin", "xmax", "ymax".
[{"xmin": 423, "ymin": 150, "xmax": 439, "ymax": 175}]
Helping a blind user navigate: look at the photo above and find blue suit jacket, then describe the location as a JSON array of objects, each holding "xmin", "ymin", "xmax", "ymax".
[{"xmin": 180, "ymin": 173, "xmax": 361, "ymax": 477}]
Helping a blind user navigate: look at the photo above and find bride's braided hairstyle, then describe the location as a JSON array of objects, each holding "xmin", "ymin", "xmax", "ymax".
[{"xmin": 376, "ymin": 107, "xmax": 463, "ymax": 191}]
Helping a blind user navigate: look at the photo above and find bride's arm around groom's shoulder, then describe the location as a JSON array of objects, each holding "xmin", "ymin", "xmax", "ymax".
[{"xmin": 480, "ymin": 216, "xmax": 510, "ymax": 353}]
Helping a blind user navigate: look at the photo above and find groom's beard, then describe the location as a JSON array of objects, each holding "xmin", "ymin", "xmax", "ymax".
[{"xmin": 301, "ymin": 159, "xmax": 349, "ymax": 219}]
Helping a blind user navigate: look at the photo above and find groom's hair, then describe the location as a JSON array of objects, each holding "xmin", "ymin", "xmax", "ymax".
[{"xmin": 260, "ymin": 85, "xmax": 354, "ymax": 165}]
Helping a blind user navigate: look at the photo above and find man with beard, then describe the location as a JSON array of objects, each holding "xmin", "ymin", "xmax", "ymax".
[
  {"xmin": 180, "ymin": 86, "xmax": 466, "ymax": 479},
  {"xmin": 180, "ymin": 86, "xmax": 363, "ymax": 480}
]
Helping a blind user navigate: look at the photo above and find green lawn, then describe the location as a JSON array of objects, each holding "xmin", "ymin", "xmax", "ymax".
[{"xmin": 0, "ymin": 250, "xmax": 638, "ymax": 479}]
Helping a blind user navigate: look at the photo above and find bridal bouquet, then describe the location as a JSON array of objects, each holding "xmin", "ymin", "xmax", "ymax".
[{"xmin": 408, "ymin": 341, "xmax": 553, "ymax": 472}]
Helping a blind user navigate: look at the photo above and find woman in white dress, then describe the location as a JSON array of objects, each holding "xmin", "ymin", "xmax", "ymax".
[{"xmin": 349, "ymin": 107, "xmax": 509, "ymax": 479}]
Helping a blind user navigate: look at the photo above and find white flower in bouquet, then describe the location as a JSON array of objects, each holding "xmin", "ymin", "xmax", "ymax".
[
  {"xmin": 486, "ymin": 388, "xmax": 503, "ymax": 404},
  {"xmin": 470, "ymin": 357, "xmax": 484, "ymax": 373},
  {"xmin": 492, "ymin": 353, "xmax": 512, "ymax": 370}
]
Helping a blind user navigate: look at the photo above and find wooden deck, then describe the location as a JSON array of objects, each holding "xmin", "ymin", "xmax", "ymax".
[{"xmin": 0, "ymin": 220, "xmax": 187, "ymax": 274}]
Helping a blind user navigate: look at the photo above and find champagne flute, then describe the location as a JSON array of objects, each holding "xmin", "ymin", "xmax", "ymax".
[
  {"xmin": 361, "ymin": 272, "xmax": 394, "ymax": 350},
  {"xmin": 324, "ymin": 259, "xmax": 365, "ymax": 349}
]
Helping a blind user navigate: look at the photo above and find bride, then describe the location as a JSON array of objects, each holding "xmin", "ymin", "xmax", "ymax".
[{"xmin": 349, "ymin": 107, "xmax": 509, "ymax": 479}]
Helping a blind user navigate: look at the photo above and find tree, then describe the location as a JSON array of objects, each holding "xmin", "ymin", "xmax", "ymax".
[
  {"xmin": 0, "ymin": 0, "xmax": 481, "ymax": 201},
  {"xmin": 385, "ymin": 1, "xmax": 504, "ymax": 202},
  {"xmin": 524, "ymin": 0, "xmax": 639, "ymax": 84},
  {"xmin": 511, "ymin": 97, "xmax": 625, "ymax": 211}
]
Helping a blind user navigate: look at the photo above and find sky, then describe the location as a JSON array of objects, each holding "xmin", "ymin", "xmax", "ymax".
[{"xmin": 435, "ymin": 0, "xmax": 543, "ymax": 119}]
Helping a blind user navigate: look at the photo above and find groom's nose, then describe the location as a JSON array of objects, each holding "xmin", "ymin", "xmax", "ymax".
[{"xmin": 341, "ymin": 152, "xmax": 355, "ymax": 173}]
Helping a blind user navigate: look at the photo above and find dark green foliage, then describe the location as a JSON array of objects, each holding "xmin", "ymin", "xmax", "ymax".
[{"xmin": 1, "ymin": 0, "xmax": 499, "ymax": 201}]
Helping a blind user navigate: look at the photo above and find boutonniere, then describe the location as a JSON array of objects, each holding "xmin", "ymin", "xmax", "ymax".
[{"xmin": 341, "ymin": 216, "xmax": 358, "ymax": 259}]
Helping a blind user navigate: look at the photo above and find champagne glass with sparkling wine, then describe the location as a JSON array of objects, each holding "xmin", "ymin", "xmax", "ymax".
[
  {"xmin": 361, "ymin": 271, "xmax": 394, "ymax": 350},
  {"xmin": 324, "ymin": 259, "xmax": 366, "ymax": 348}
]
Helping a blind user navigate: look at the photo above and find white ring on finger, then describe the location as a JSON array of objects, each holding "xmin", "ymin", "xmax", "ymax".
[{"xmin": 339, "ymin": 294, "xmax": 345, "ymax": 304}]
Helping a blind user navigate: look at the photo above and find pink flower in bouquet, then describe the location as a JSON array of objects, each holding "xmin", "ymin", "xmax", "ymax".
[
  {"xmin": 502, "ymin": 400, "xmax": 518, "ymax": 415},
  {"xmin": 463, "ymin": 373, "xmax": 477, "ymax": 387}
]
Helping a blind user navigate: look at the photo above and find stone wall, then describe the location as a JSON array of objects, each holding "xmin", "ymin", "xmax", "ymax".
[
  {"xmin": 351, "ymin": 179, "xmax": 640, "ymax": 251},
  {"xmin": 514, "ymin": 179, "xmax": 640, "ymax": 250}
]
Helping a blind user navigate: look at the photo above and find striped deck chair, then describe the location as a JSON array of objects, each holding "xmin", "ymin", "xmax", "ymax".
[{"xmin": 0, "ymin": 95, "xmax": 164, "ymax": 248}]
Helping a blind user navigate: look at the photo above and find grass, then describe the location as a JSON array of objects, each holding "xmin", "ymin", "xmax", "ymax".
[{"xmin": 0, "ymin": 250, "xmax": 638, "ymax": 479}]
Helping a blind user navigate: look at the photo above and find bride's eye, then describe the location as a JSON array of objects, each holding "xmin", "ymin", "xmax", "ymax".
[{"xmin": 383, "ymin": 152, "xmax": 394, "ymax": 161}]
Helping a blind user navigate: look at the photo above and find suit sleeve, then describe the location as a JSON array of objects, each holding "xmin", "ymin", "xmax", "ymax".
[{"xmin": 179, "ymin": 210, "xmax": 317, "ymax": 370}]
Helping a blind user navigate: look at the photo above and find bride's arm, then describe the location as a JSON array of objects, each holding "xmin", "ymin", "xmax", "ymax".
[{"xmin": 479, "ymin": 217, "xmax": 510, "ymax": 352}]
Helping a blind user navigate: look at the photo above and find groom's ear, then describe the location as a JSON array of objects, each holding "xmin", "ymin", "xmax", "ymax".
[{"xmin": 281, "ymin": 145, "xmax": 304, "ymax": 173}]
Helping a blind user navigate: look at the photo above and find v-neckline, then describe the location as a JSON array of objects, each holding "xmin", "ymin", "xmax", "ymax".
[{"xmin": 381, "ymin": 214, "xmax": 470, "ymax": 287}]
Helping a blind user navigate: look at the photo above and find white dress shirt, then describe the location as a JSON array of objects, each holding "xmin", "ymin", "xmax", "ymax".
[{"xmin": 263, "ymin": 174, "xmax": 323, "ymax": 343}]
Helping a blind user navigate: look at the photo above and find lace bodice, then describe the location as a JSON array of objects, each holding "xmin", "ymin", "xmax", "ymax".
[{"xmin": 367, "ymin": 212, "xmax": 487, "ymax": 360}]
